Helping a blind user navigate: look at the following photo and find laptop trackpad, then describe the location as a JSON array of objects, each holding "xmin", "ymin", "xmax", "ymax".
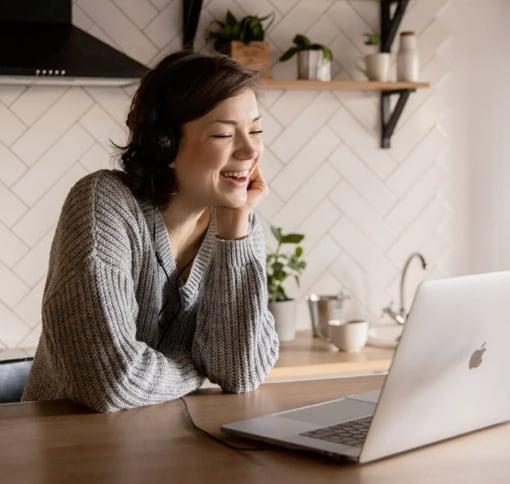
[{"xmin": 278, "ymin": 398, "xmax": 376, "ymax": 426}]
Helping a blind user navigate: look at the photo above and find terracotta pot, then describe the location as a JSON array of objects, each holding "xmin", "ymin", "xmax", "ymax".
[{"xmin": 230, "ymin": 40, "xmax": 272, "ymax": 78}]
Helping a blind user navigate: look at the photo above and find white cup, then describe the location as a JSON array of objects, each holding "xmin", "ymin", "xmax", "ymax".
[
  {"xmin": 358, "ymin": 53, "xmax": 391, "ymax": 81},
  {"xmin": 328, "ymin": 319, "xmax": 369, "ymax": 352}
]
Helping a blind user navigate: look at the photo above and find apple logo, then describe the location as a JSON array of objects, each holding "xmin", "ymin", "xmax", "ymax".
[{"xmin": 469, "ymin": 342, "xmax": 487, "ymax": 369}]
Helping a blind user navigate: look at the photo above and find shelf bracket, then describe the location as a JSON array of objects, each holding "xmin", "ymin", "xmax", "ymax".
[
  {"xmin": 380, "ymin": 0, "xmax": 410, "ymax": 53},
  {"xmin": 380, "ymin": 89, "xmax": 414, "ymax": 148},
  {"xmin": 182, "ymin": 0, "xmax": 203, "ymax": 51},
  {"xmin": 379, "ymin": 0, "xmax": 411, "ymax": 148}
]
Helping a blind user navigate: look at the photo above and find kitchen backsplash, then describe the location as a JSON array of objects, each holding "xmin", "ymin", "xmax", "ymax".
[{"xmin": 0, "ymin": 0, "xmax": 465, "ymax": 349}]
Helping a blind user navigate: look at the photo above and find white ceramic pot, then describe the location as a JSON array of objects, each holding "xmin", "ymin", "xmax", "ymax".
[
  {"xmin": 269, "ymin": 300, "xmax": 297, "ymax": 342},
  {"xmin": 397, "ymin": 31, "xmax": 419, "ymax": 82},
  {"xmin": 297, "ymin": 50, "xmax": 331, "ymax": 81},
  {"xmin": 362, "ymin": 53, "xmax": 391, "ymax": 81}
]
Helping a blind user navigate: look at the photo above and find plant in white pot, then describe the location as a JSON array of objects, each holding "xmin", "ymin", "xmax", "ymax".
[
  {"xmin": 266, "ymin": 226, "xmax": 306, "ymax": 342},
  {"xmin": 360, "ymin": 32, "xmax": 391, "ymax": 82},
  {"xmin": 279, "ymin": 34, "xmax": 332, "ymax": 81}
]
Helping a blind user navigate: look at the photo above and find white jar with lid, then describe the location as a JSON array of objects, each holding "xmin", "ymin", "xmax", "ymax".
[{"xmin": 397, "ymin": 31, "xmax": 419, "ymax": 82}]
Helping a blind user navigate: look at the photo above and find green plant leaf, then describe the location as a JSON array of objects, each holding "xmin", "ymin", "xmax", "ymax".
[
  {"xmin": 226, "ymin": 10, "xmax": 238, "ymax": 27},
  {"xmin": 274, "ymin": 269, "xmax": 287, "ymax": 281},
  {"xmin": 280, "ymin": 233, "xmax": 304, "ymax": 244},
  {"xmin": 259, "ymin": 12, "xmax": 275, "ymax": 32},
  {"xmin": 293, "ymin": 34, "xmax": 311, "ymax": 47},
  {"xmin": 275, "ymin": 286, "xmax": 288, "ymax": 301},
  {"xmin": 295, "ymin": 246, "xmax": 303, "ymax": 257},
  {"xmin": 270, "ymin": 225, "xmax": 282, "ymax": 241},
  {"xmin": 272, "ymin": 262, "xmax": 284, "ymax": 272},
  {"xmin": 279, "ymin": 47, "xmax": 298, "ymax": 62},
  {"xmin": 322, "ymin": 47, "xmax": 333, "ymax": 61},
  {"xmin": 364, "ymin": 32, "xmax": 381, "ymax": 46}
]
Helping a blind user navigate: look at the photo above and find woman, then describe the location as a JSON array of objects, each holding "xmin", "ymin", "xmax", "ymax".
[{"xmin": 21, "ymin": 51, "xmax": 280, "ymax": 413}]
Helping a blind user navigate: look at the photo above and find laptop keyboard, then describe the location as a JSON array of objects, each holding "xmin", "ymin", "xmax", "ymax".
[{"xmin": 299, "ymin": 415, "xmax": 373, "ymax": 448}]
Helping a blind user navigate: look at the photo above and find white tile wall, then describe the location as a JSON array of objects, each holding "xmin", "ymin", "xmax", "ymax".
[{"xmin": 0, "ymin": 0, "xmax": 461, "ymax": 349}]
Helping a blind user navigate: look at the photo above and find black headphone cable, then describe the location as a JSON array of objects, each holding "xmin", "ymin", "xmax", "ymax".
[{"xmin": 149, "ymin": 168, "xmax": 269, "ymax": 452}]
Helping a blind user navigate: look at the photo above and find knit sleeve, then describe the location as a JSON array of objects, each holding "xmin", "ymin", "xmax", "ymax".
[
  {"xmin": 191, "ymin": 212, "xmax": 279, "ymax": 393},
  {"xmin": 42, "ymin": 256, "xmax": 205, "ymax": 413}
]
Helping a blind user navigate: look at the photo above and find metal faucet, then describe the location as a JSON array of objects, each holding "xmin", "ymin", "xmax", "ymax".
[{"xmin": 383, "ymin": 252, "xmax": 428, "ymax": 325}]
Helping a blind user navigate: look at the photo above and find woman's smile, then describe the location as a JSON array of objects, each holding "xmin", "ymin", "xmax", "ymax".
[{"xmin": 219, "ymin": 167, "xmax": 252, "ymax": 187}]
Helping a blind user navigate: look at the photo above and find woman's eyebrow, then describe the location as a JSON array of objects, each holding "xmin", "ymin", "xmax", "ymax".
[{"xmin": 210, "ymin": 114, "xmax": 262, "ymax": 126}]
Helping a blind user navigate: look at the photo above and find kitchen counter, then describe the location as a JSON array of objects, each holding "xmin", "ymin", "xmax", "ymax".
[{"xmin": 267, "ymin": 330, "xmax": 393, "ymax": 382}]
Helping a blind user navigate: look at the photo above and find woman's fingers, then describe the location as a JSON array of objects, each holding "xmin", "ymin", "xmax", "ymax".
[{"xmin": 246, "ymin": 163, "xmax": 269, "ymax": 210}]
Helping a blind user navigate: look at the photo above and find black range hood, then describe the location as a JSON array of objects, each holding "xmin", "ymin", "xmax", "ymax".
[{"xmin": 0, "ymin": 0, "xmax": 149, "ymax": 86}]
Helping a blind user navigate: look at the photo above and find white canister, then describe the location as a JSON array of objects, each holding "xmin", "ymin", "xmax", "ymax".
[{"xmin": 397, "ymin": 31, "xmax": 419, "ymax": 82}]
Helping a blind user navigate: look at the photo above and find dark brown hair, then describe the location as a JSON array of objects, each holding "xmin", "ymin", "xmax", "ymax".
[{"xmin": 115, "ymin": 51, "xmax": 260, "ymax": 208}]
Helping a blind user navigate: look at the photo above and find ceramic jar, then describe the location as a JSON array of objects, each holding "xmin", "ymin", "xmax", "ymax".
[{"xmin": 397, "ymin": 31, "xmax": 419, "ymax": 82}]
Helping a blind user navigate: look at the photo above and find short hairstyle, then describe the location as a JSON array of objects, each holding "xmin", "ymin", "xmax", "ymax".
[{"xmin": 115, "ymin": 51, "xmax": 260, "ymax": 208}]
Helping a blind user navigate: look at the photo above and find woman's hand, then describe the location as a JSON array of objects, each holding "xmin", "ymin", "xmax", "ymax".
[
  {"xmin": 215, "ymin": 163, "xmax": 269, "ymax": 240},
  {"xmin": 244, "ymin": 162, "xmax": 268, "ymax": 212}
]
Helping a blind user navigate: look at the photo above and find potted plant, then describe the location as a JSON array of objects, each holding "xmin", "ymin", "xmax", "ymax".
[
  {"xmin": 279, "ymin": 34, "xmax": 332, "ymax": 81},
  {"xmin": 206, "ymin": 10, "xmax": 274, "ymax": 78},
  {"xmin": 266, "ymin": 226, "xmax": 307, "ymax": 342},
  {"xmin": 360, "ymin": 32, "xmax": 390, "ymax": 81},
  {"xmin": 364, "ymin": 32, "xmax": 381, "ymax": 52}
]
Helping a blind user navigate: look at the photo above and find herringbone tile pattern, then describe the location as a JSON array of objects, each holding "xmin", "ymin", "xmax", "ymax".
[{"xmin": 0, "ymin": 0, "xmax": 451, "ymax": 348}]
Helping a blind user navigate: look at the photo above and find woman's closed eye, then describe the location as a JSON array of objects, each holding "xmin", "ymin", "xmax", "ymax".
[{"xmin": 211, "ymin": 130, "xmax": 263, "ymax": 139}]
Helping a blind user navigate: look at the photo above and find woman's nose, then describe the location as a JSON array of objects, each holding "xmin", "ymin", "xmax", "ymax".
[{"xmin": 234, "ymin": 137, "xmax": 259, "ymax": 161}]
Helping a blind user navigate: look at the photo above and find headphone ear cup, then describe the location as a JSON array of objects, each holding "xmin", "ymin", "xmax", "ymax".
[{"xmin": 157, "ymin": 129, "xmax": 178, "ymax": 161}]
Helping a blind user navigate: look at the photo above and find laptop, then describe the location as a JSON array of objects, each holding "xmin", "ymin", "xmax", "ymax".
[{"xmin": 221, "ymin": 271, "xmax": 510, "ymax": 463}]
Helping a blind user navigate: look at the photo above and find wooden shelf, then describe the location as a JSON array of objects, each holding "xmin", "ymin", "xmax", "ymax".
[{"xmin": 259, "ymin": 79, "xmax": 430, "ymax": 91}]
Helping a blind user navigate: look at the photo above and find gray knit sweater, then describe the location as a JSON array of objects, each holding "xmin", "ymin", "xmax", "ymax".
[{"xmin": 21, "ymin": 169, "xmax": 279, "ymax": 412}]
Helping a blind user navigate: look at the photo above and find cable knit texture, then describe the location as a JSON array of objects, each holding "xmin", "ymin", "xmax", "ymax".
[{"xmin": 21, "ymin": 169, "xmax": 279, "ymax": 413}]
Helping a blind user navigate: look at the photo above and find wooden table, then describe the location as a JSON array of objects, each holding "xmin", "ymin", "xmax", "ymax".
[{"xmin": 2, "ymin": 375, "xmax": 510, "ymax": 483}]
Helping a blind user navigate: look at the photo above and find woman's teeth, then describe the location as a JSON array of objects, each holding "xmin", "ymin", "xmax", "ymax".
[{"xmin": 221, "ymin": 170, "xmax": 250, "ymax": 178}]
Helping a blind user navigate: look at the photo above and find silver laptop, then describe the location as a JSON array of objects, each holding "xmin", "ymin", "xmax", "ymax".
[{"xmin": 222, "ymin": 271, "xmax": 510, "ymax": 463}]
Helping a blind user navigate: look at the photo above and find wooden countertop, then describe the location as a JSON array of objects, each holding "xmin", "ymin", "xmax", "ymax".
[
  {"xmin": 2, "ymin": 375, "xmax": 509, "ymax": 483},
  {"xmin": 267, "ymin": 330, "xmax": 394, "ymax": 382}
]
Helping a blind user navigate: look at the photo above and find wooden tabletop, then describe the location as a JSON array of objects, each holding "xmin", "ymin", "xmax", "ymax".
[
  {"xmin": 2, "ymin": 375, "xmax": 510, "ymax": 484},
  {"xmin": 269, "ymin": 330, "xmax": 394, "ymax": 381}
]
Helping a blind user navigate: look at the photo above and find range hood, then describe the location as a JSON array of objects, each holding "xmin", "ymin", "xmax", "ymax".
[{"xmin": 0, "ymin": 0, "xmax": 149, "ymax": 86}]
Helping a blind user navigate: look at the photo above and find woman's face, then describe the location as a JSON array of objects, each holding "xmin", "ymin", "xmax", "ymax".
[{"xmin": 169, "ymin": 88, "xmax": 263, "ymax": 209}]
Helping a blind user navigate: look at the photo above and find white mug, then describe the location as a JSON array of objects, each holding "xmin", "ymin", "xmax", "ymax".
[
  {"xmin": 357, "ymin": 53, "xmax": 391, "ymax": 82},
  {"xmin": 328, "ymin": 319, "xmax": 369, "ymax": 352}
]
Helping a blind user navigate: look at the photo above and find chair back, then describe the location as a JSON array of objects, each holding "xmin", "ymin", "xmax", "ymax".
[{"xmin": 0, "ymin": 358, "xmax": 33, "ymax": 403}]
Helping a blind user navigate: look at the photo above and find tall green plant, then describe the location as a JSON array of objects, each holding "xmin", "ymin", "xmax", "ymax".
[{"xmin": 266, "ymin": 226, "xmax": 306, "ymax": 302}]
